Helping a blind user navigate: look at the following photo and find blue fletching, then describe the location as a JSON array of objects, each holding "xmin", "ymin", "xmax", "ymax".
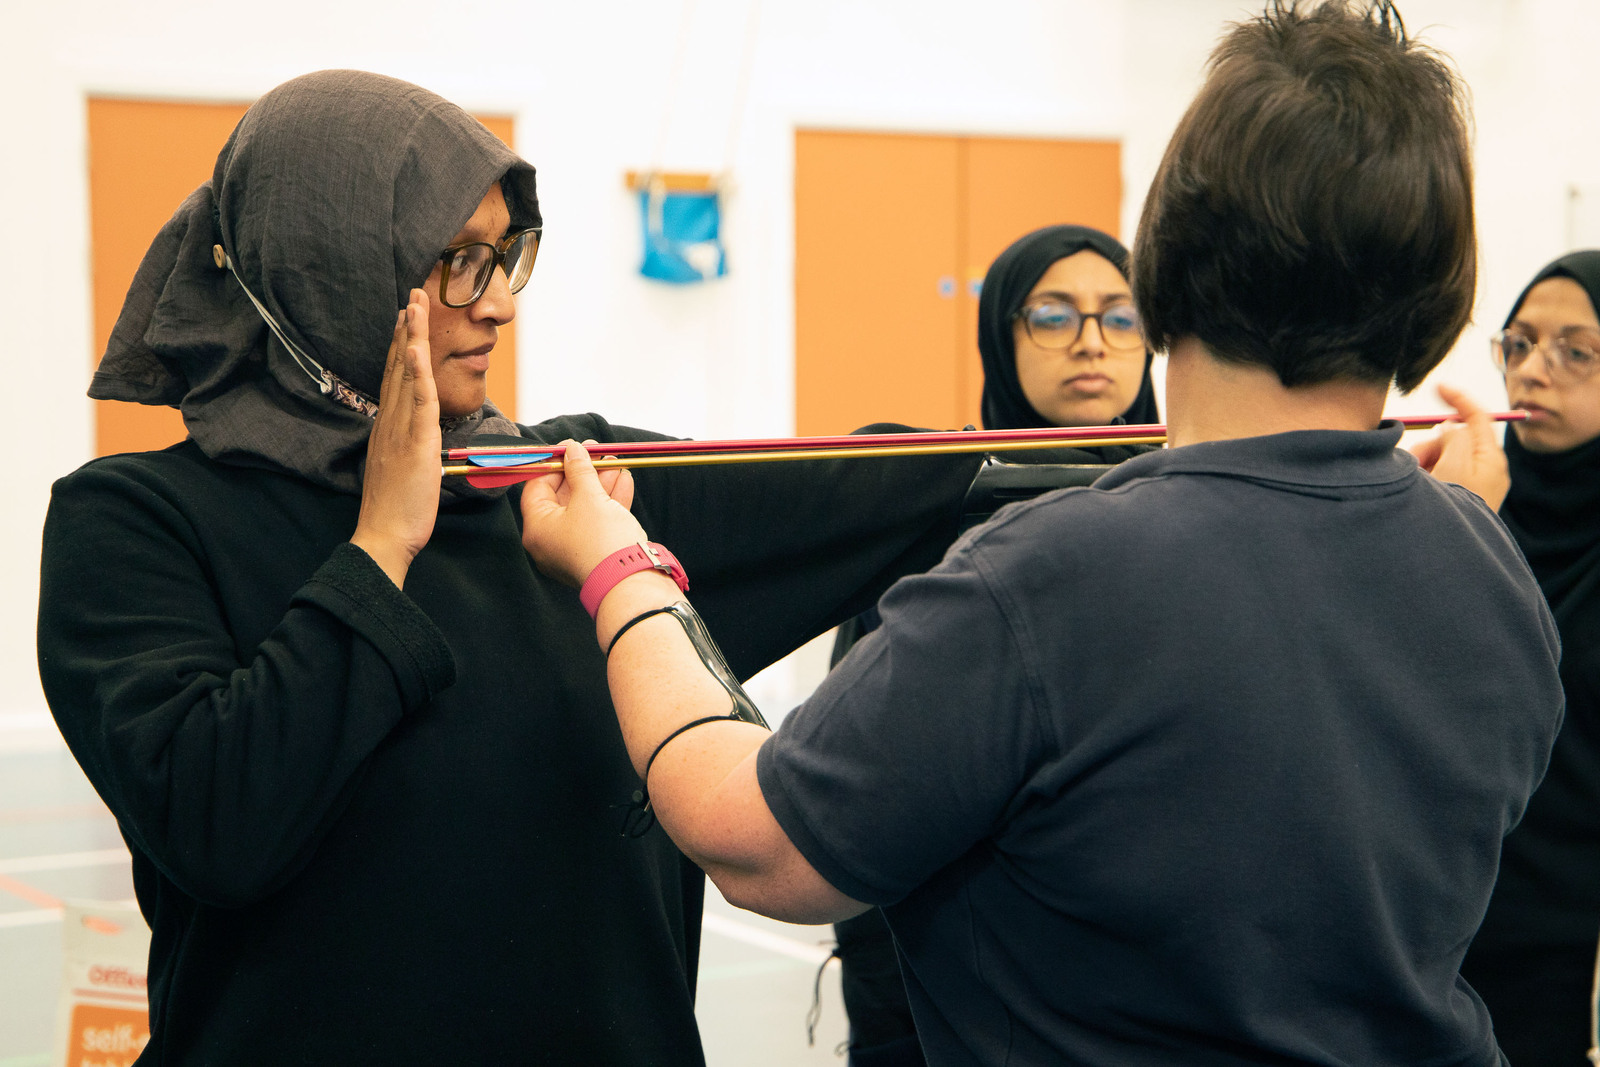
[{"xmin": 467, "ymin": 452, "xmax": 555, "ymax": 467}]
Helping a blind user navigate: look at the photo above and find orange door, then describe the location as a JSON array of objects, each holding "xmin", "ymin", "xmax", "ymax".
[
  {"xmin": 88, "ymin": 99, "xmax": 519, "ymax": 458},
  {"xmin": 794, "ymin": 130, "xmax": 1121, "ymax": 434},
  {"xmin": 795, "ymin": 131, "xmax": 963, "ymax": 435}
]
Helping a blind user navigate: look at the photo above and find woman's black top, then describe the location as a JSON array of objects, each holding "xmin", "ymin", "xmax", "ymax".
[
  {"xmin": 1474, "ymin": 428, "xmax": 1600, "ymax": 954},
  {"xmin": 37, "ymin": 413, "xmax": 982, "ymax": 1066}
]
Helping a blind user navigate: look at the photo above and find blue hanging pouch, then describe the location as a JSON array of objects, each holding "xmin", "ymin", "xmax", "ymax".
[{"xmin": 639, "ymin": 183, "xmax": 727, "ymax": 284}]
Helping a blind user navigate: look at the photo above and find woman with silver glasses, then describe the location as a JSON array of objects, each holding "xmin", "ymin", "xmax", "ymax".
[
  {"xmin": 37, "ymin": 70, "xmax": 994, "ymax": 1065},
  {"xmin": 831, "ymin": 224, "xmax": 1158, "ymax": 1067},
  {"xmin": 1459, "ymin": 250, "xmax": 1600, "ymax": 1065}
]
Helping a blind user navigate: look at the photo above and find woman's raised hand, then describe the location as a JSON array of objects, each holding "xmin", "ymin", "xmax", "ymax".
[
  {"xmin": 352, "ymin": 289, "xmax": 441, "ymax": 587},
  {"xmin": 520, "ymin": 440, "xmax": 646, "ymax": 588}
]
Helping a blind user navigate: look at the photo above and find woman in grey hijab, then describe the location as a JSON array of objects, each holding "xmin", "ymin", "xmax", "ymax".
[{"xmin": 38, "ymin": 71, "xmax": 987, "ymax": 1065}]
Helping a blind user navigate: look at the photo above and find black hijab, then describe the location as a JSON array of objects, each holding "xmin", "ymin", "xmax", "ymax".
[
  {"xmin": 977, "ymin": 225, "xmax": 1160, "ymax": 431},
  {"xmin": 1500, "ymin": 250, "xmax": 1600, "ymax": 615},
  {"xmin": 90, "ymin": 70, "xmax": 541, "ymax": 497}
]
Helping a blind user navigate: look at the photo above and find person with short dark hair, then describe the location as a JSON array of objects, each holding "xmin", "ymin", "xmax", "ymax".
[
  {"xmin": 1133, "ymin": 0, "xmax": 1475, "ymax": 395},
  {"xmin": 520, "ymin": 3, "xmax": 1562, "ymax": 1063}
]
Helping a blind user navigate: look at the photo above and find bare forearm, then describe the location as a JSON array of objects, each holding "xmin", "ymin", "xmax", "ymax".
[{"xmin": 596, "ymin": 572, "xmax": 772, "ymax": 864}]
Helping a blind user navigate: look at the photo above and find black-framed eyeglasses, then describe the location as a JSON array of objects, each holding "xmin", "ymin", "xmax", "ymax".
[
  {"xmin": 1013, "ymin": 299, "xmax": 1144, "ymax": 351},
  {"xmin": 437, "ymin": 227, "xmax": 542, "ymax": 308},
  {"xmin": 1491, "ymin": 327, "xmax": 1600, "ymax": 384}
]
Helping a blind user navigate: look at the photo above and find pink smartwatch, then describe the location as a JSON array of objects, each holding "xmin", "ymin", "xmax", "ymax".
[{"xmin": 579, "ymin": 541, "xmax": 690, "ymax": 617}]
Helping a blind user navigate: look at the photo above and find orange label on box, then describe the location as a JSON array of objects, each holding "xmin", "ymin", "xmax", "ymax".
[{"xmin": 66, "ymin": 1002, "xmax": 149, "ymax": 1067}]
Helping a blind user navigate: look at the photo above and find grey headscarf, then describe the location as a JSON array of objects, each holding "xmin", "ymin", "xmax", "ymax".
[{"xmin": 90, "ymin": 70, "xmax": 540, "ymax": 496}]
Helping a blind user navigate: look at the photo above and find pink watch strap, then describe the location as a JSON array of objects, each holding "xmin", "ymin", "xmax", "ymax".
[{"xmin": 579, "ymin": 541, "xmax": 689, "ymax": 617}]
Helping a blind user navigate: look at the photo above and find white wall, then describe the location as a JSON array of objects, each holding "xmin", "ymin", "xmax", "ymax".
[{"xmin": 4, "ymin": 0, "xmax": 1598, "ymax": 728}]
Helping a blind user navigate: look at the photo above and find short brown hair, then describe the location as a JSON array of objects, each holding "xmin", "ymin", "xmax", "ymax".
[{"xmin": 1132, "ymin": 1, "xmax": 1474, "ymax": 393}]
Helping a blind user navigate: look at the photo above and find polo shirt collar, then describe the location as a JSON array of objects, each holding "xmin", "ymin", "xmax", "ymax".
[{"xmin": 1096, "ymin": 421, "xmax": 1414, "ymax": 492}]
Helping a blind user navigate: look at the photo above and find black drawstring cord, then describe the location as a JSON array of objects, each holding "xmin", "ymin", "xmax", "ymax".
[{"xmin": 806, "ymin": 943, "xmax": 842, "ymax": 1047}]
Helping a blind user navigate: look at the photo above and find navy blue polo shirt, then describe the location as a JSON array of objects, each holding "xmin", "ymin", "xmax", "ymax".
[{"xmin": 759, "ymin": 425, "xmax": 1563, "ymax": 1066}]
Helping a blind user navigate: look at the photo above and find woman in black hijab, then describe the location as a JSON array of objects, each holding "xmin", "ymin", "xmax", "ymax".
[
  {"xmin": 37, "ymin": 71, "xmax": 995, "ymax": 1066},
  {"xmin": 1460, "ymin": 250, "xmax": 1600, "ymax": 1065},
  {"xmin": 978, "ymin": 223, "xmax": 1160, "ymax": 431},
  {"xmin": 833, "ymin": 224, "xmax": 1158, "ymax": 1067}
]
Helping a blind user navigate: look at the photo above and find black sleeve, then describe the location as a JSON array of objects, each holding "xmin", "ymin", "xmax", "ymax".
[
  {"xmin": 625, "ymin": 429, "xmax": 1163, "ymax": 675},
  {"xmin": 627, "ymin": 431, "xmax": 984, "ymax": 680},
  {"xmin": 503, "ymin": 419, "xmax": 1159, "ymax": 679},
  {"xmin": 36, "ymin": 463, "xmax": 454, "ymax": 908},
  {"xmin": 513, "ymin": 412, "xmax": 678, "ymax": 448}
]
